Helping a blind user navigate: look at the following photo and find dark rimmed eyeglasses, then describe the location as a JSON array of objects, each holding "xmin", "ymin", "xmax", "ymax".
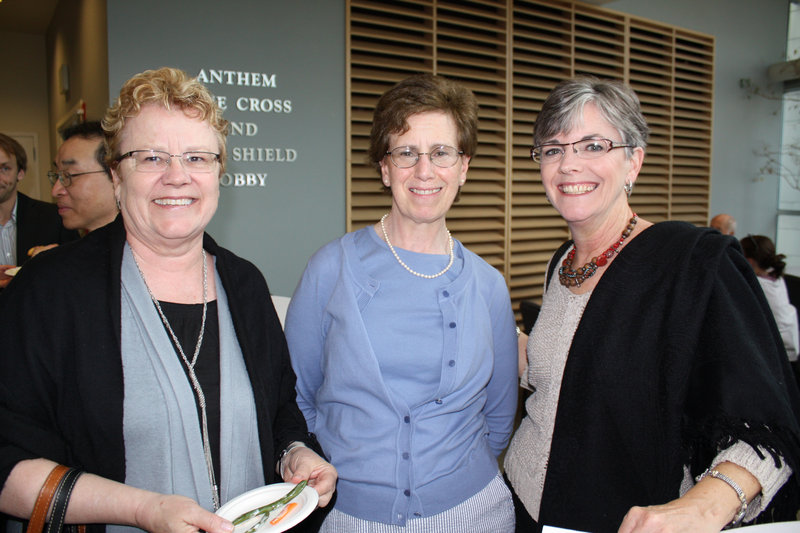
[{"xmin": 47, "ymin": 169, "xmax": 108, "ymax": 187}]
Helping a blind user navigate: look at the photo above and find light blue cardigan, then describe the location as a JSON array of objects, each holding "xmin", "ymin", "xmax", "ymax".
[{"xmin": 285, "ymin": 227, "xmax": 518, "ymax": 526}]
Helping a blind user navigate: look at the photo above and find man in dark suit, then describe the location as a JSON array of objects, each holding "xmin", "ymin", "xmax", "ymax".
[{"xmin": 0, "ymin": 133, "xmax": 78, "ymax": 288}]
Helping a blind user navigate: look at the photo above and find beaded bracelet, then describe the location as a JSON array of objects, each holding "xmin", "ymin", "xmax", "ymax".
[{"xmin": 695, "ymin": 468, "xmax": 748, "ymax": 529}]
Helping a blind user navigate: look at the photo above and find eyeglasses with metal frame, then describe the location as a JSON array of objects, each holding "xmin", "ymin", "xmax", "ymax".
[
  {"xmin": 385, "ymin": 145, "xmax": 464, "ymax": 169},
  {"xmin": 47, "ymin": 169, "xmax": 108, "ymax": 187},
  {"xmin": 531, "ymin": 138, "xmax": 634, "ymax": 164},
  {"xmin": 116, "ymin": 150, "xmax": 220, "ymax": 173}
]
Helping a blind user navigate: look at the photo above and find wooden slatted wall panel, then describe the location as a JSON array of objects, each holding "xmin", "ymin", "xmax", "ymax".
[
  {"xmin": 347, "ymin": 0, "xmax": 714, "ymax": 319},
  {"xmin": 509, "ymin": 0, "xmax": 574, "ymax": 305},
  {"xmin": 671, "ymin": 31, "xmax": 714, "ymax": 225},
  {"xmin": 628, "ymin": 20, "xmax": 674, "ymax": 224},
  {"xmin": 435, "ymin": 0, "xmax": 509, "ymax": 271},
  {"xmin": 348, "ymin": 0, "xmax": 434, "ymax": 229}
]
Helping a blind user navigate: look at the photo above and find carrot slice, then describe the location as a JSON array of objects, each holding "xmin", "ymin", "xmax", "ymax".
[{"xmin": 269, "ymin": 502, "xmax": 299, "ymax": 526}]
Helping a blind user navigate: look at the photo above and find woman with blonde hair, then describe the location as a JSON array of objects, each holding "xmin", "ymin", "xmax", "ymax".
[{"xmin": 0, "ymin": 67, "xmax": 335, "ymax": 533}]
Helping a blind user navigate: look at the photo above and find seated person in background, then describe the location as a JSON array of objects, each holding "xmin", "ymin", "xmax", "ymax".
[
  {"xmin": 28, "ymin": 122, "xmax": 120, "ymax": 258},
  {"xmin": 740, "ymin": 234, "xmax": 799, "ymax": 363},
  {"xmin": 0, "ymin": 133, "xmax": 79, "ymax": 288},
  {"xmin": 710, "ymin": 213, "xmax": 736, "ymax": 236}
]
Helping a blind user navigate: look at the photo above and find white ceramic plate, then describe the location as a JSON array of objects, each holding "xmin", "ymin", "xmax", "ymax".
[
  {"xmin": 216, "ymin": 483, "xmax": 318, "ymax": 533},
  {"xmin": 4, "ymin": 266, "xmax": 20, "ymax": 277},
  {"xmin": 737, "ymin": 522, "xmax": 800, "ymax": 532}
]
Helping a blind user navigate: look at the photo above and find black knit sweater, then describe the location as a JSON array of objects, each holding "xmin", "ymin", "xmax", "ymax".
[{"xmin": 538, "ymin": 222, "xmax": 800, "ymax": 532}]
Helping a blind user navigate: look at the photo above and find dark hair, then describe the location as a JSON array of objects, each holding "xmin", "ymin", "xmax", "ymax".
[
  {"xmin": 740, "ymin": 234, "xmax": 787, "ymax": 278},
  {"xmin": 367, "ymin": 73, "xmax": 478, "ymax": 174},
  {"xmin": 534, "ymin": 76, "xmax": 649, "ymax": 157},
  {"xmin": 0, "ymin": 133, "xmax": 27, "ymax": 172},
  {"xmin": 62, "ymin": 120, "xmax": 104, "ymax": 141},
  {"xmin": 61, "ymin": 121, "xmax": 110, "ymax": 179}
]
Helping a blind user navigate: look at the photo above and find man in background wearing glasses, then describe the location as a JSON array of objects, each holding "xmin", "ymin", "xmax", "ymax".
[
  {"xmin": 0, "ymin": 133, "xmax": 78, "ymax": 288},
  {"xmin": 49, "ymin": 121, "xmax": 119, "ymax": 235},
  {"xmin": 24, "ymin": 122, "xmax": 118, "ymax": 261}
]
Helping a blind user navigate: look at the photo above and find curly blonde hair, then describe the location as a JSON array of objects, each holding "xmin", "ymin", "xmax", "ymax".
[{"xmin": 103, "ymin": 67, "xmax": 229, "ymax": 172}]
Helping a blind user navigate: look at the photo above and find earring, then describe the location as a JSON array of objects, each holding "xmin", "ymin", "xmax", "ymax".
[
  {"xmin": 115, "ymin": 197, "xmax": 121, "ymax": 210},
  {"xmin": 623, "ymin": 180, "xmax": 633, "ymax": 197}
]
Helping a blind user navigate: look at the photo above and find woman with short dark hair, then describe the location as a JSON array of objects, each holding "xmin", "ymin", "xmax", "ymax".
[{"xmin": 286, "ymin": 73, "xmax": 518, "ymax": 531}]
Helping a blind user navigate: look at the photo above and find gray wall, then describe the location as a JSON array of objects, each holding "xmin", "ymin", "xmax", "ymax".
[
  {"xmin": 607, "ymin": 0, "xmax": 789, "ymax": 238},
  {"xmin": 0, "ymin": 31, "xmax": 51, "ymax": 200},
  {"xmin": 107, "ymin": 0, "xmax": 789, "ymax": 293},
  {"xmin": 107, "ymin": 0, "xmax": 345, "ymax": 297}
]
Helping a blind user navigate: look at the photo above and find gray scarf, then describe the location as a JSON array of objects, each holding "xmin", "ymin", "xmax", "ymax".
[{"xmin": 111, "ymin": 244, "xmax": 263, "ymax": 532}]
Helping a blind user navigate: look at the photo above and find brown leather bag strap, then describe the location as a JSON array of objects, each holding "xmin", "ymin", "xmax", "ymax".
[
  {"xmin": 27, "ymin": 465, "xmax": 70, "ymax": 533},
  {"xmin": 46, "ymin": 467, "xmax": 84, "ymax": 533}
]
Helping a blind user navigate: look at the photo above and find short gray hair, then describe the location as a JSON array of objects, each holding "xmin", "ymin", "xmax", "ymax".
[{"xmin": 533, "ymin": 76, "xmax": 649, "ymax": 157}]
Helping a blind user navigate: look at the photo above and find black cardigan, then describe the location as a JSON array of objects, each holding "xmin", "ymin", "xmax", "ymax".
[
  {"xmin": 15, "ymin": 192, "xmax": 79, "ymax": 265},
  {"xmin": 0, "ymin": 217, "xmax": 313, "ymax": 530},
  {"xmin": 538, "ymin": 222, "xmax": 800, "ymax": 532}
]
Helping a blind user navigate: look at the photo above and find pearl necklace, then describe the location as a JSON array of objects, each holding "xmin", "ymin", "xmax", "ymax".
[
  {"xmin": 380, "ymin": 213, "xmax": 454, "ymax": 279},
  {"xmin": 558, "ymin": 214, "xmax": 638, "ymax": 288},
  {"xmin": 131, "ymin": 248, "xmax": 219, "ymax": 510}
]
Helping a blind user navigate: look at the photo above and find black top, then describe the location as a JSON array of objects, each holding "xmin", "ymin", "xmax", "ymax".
[
  {"xmin": 0, "ymin": 216, "xmax": 318, "ymax": 533},
  {"xmin": 160, "ymin": 300, "xmax": 221, "ymax": 483},
  {"xmin": 15, "ymin": 192, "xmax": 79, "ymax": 265}
]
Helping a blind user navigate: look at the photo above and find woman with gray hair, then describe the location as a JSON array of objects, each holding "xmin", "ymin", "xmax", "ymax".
[{"xmin": 504, "ymin": 76, "xmax": 800, "ymax": 532}]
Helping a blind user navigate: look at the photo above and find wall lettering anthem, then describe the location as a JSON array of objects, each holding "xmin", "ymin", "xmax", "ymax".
[{"xmin": 198, "ymin": 66, "xmax": 297, "ymax": 188}]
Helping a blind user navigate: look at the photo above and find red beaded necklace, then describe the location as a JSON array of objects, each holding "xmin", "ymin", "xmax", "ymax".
[{"xmin": 558, "ymin": 214, "xmax": 638, "ymax": 288}]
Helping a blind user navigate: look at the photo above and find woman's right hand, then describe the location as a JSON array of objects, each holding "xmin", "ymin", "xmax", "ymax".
[
  {"xmin": 0, "ymin": 459, "xmax": 233, "ymax": 533},
  {"xmin": 134, "ymin": 492, "xmax": 233, "ymax": 533}
]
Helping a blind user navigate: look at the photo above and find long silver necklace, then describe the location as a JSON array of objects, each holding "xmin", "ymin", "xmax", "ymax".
[
  {"xmin": 131, "ymin": 248, "xmax": 220, "ymax": 510},
  {"xmin": 380, "ymin": 213, "xmax": 454, "ymax": 279}
]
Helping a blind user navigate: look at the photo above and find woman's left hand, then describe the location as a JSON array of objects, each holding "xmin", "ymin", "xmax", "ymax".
[
  {"xmin": 618, "ymin": 461, "xmax": 759, "ymax": 533},
  {"xmin": 618, "ymin": 496, "xmax": 728, "ymax": 533},
  {"xmin": 281, "ymin": 447, "xmax": 337, "ymax": 507}
]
